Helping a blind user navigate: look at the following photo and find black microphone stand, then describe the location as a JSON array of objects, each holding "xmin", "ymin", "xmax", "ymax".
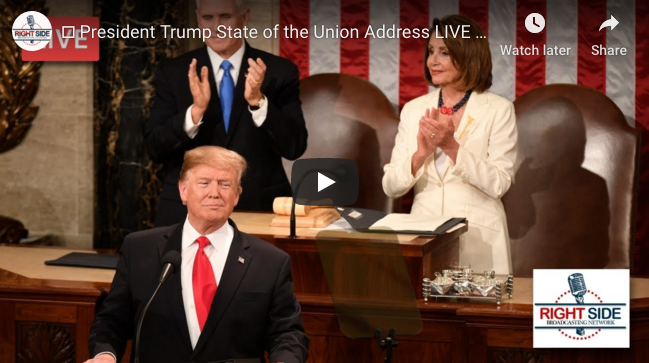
[
  {"xmin": 374, "ymin": 328, "xmax": 398, "ymax": 363},
  {"xmin": 134, "ymin": 283, "xmax": 164, "ymax": 363},
  {"xmin": 289, "ymin": 164, "xmax": 352, "ymax": 238},
  {"xmin": 289, "ymin": 169, "xmax": 325, "ymax": 239},
  {"xmin": 134, "ymin": 252, "xmax": 180, "ymax": 363}
]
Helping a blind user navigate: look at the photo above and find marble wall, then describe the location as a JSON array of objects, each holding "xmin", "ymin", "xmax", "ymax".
[
  {"xmin": 0, "ymin": 0, "xmax": 94, "ymax": 248},
  {"xmin": 94, "ymin": 0, "xmax": 188, "ymax": 249}
]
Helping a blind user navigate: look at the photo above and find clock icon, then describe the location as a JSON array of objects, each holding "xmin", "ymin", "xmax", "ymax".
[{"xmin": 525, "ymin": 13, "xmax": 545, "ymax": 33}]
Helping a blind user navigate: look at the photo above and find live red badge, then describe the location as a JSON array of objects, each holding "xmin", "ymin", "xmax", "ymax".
[{"xmin": 22, "ymin": 17, "xmax": 99, "ymax": 61}]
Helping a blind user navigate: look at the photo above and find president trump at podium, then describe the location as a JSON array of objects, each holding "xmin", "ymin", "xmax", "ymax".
[{"xmin": 85, "ymin": 146, "xmax": 309, "ymax": 363}]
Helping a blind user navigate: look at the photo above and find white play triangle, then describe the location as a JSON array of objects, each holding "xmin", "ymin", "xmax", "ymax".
[{"xmin": 317, "ymin": 172, "xmax": 336, "ymax": 192}]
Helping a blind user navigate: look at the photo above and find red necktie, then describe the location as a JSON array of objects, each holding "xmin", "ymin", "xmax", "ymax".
[{"xmin": 192, "ymin": 236, "xmax": 217, "ymax": 331}]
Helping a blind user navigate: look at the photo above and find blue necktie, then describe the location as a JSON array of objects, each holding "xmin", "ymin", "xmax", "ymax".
[{"xmin": 220, "ymin": 60, "xmax": 234, "ymax": 133}]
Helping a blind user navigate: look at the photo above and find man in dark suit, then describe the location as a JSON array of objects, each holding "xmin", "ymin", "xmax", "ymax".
[
  {"xmin": 146, "ymin": 0, "xmax": 308, "ymax": 226},
  {"xmin": 85, "ymin": 146, "xmax": 309, "ymax": 363}
]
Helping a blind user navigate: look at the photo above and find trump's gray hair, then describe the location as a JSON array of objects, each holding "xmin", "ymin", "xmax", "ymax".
[{"xmin": 196, "ymin": 0, "xmax": 248, "ymax": 13}]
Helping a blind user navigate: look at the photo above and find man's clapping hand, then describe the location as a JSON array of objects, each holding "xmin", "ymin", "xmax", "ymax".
[
  {"xmin": 188, "ymin": 58, "xmax": 211, "ymax": 124},
  {"xmin": 244, "ymin": 57, "xmax": 266, "ymax": 106}
]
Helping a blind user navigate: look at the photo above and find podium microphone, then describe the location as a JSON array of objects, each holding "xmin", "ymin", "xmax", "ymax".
[
  {"xmin": 290, "ymin": 164, "xmax": 351, "ymax": 238},
  {"xmin": 134, "ymin": 250, "xmax": 181, "ymax": 363}
]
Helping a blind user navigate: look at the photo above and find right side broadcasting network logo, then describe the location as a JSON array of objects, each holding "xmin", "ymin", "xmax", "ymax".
[
  {"xmin": 533, "ymin": 269, "xmax": 629, "ymax": 348},
  {"xmin": 12, "ymin": 11, "xmax": 51, "ymax": 51}
]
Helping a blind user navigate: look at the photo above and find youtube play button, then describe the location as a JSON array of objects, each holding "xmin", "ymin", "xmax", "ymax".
[
  {"xmin": 291, "ymin": 158, "xmax": 359, "ymax": 206},
  {"xmin": 318, "ymin": 173, "xmax": 336, "ymax": 192}
]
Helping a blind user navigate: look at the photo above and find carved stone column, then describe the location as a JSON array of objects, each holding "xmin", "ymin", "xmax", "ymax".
[
  {"xmin": 94, "ymin": 0, "xmax": 187, "ymax": 249},
  {"xmin": 0, "ymin": 0, "xmax": 47, "ymax": 154},
  {"xmin": 0, "ymin": 0, "xmax": 47, "ymax": 245}
]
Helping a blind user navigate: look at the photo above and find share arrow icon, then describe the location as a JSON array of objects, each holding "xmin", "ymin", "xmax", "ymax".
[{"xmin": 599, "ymin": 15, "xmax": 619, "ymax": 31}]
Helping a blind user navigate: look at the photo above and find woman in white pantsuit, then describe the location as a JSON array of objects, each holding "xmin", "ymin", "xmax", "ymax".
[{"xmin": 383, "ymin": 15, "xmax": 518, "ymax": 274}]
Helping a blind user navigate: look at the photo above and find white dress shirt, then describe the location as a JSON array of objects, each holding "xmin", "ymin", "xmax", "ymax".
[
  {"xmin": 181, "ymin": 217, "xmax": 234, "ymax": 348},
  {"xmin": 184, "ymin": 42, "xmax": 268, "ymax": 138}
]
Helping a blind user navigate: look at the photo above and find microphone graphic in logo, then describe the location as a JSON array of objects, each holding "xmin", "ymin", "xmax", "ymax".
[
  {"xmin": 12, "ymin": 11, "xmax": 52, "ymax": 51},
  {"xmin": 26, "ymin": 15, "xmax": 35, "ymax": 44},
  {"xmin": 568, "ymin": 273, "xmax": 587, "ymax": 336}
]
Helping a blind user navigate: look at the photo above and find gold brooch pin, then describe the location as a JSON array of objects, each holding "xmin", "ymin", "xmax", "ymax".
[{"xmin": 459, "ymin": 116, "xmax": 474, "ymax": 139}]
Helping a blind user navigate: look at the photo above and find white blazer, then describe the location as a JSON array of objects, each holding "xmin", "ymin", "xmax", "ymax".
[{"xmin": 383, "ymin": 89, "xmax": 518, "ymax": 274}]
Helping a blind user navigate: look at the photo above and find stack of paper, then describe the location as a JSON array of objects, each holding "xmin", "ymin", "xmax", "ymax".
[{"xmin": 369, "ymin": 213, "xmax": 455, "ymax": 233}]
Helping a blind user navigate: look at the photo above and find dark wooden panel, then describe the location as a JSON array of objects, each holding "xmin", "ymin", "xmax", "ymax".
[
  {"xmin": 487, "ymin": 345, "xmax": 643, "ymax": 363},
  {"xmin": 242, "ymin": 217, "xmax": 466, "ymax": 301},
  {"xmin": 16, "ymin": 322, "xmax": 75, "ymax": 363},
  {"xmin": 487, "ymin": 328, "xmax": 533, "ymax": 349},
  {"xmin": 486, "ymin": 332, "xmax": 649, "ymax": 363},
  {"xmin": 305, "ymin": 335, "xmax": 456, "ymax": 363},
  {"xmin": 288, "ymin": 247, "xmax": 427, "ymax": 299},
  {"xmin": 467, "ymin": 327, "xmax": 488, "ymax": 363},
  {"xmin": 301, "ymin": 306, "xmax": 464, "ymax": 341},
  {"xmin": 76, "ymin": 306, "xmax": 95, "ymax": 363},
  {"xmin": 631, "ymin": 337, "xmax": 649, "ymax": 363},
  {"xmin": 487, "ymin": 347, "xmax": 545, "ymax": 363},
  {"xmin": 302, "ymin": 301, "xmax": 466, "ymax": 363},
  {"xmin": 287, "ymin": 249, "xmax": 329, "ymax": 295},
  {"xmin": 0, "ymin": 302, "xmax": 16, "ymax": 363},
  {"xmin": 307, "ymin": 336, "xmax": 373, "ymax": 363},
  {"xmin": 15, "ymin": 303, "xmax": 77, "ymax": 324},
  {"xmin": 395, "ymin": 340, "xmax": 454, "ymax": 363},
  {"xmin": 275, "ymin": 233, "xmax": 454, "ymax": 300},
  {"xmin": 630, "ymin": 312, "xmax": 649, "ymax": 340}
]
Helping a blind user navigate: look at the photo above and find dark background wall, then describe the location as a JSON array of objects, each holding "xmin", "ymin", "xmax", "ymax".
[{"xmin": 94, "ymin": 0, "xmax": 188, "ymax": 249}]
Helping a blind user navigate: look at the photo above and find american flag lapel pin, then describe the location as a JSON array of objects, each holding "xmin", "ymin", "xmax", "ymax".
[{"xmin": 238, "ymin": 256, "xmax": 245, "ymax": 264}]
